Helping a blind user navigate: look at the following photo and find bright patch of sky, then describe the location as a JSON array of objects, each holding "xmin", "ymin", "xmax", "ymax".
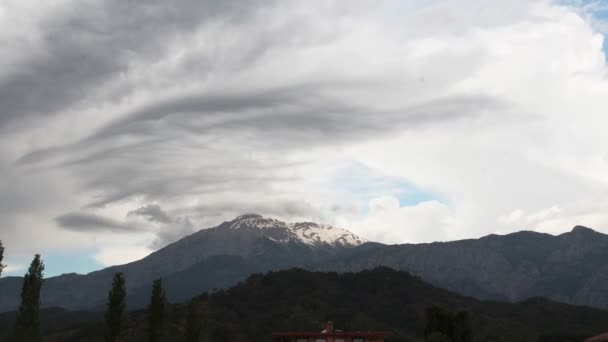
[
  {"xmin": 557, "ymin": 0, "xmax": 608, "ymax": 60},
  {"xmin": 330, "ymin": 162, "xmax": 441, "ymax": 211},
  {"xmin": 3, "ymin": 251, "xmax": 103, "ymax": 277}
]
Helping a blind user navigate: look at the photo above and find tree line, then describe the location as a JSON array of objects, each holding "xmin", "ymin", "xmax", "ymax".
[
  {"xmin": 0, "ymin": 242, "xmax": 204, "ymax": 342},
  {"xmin": 424, "ymin": 305, "xmax": 473, "ymax": 342},
  {"xmin": 0, "ymin": 241, "xmax": 474, "ymax": 342}
]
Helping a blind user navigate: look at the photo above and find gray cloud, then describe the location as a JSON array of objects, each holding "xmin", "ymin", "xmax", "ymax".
[
  {"xmin": 14, "ymin": 35, "xmax": 505, "ymax": 246},
  {"xmin": 55, "ymin": 212, "xmax": 136, "ymax": 232},
  {"xmin": 150, "ymin": 216, "xmax": 195, "ymax": 250},
  {"xmin": 18, "ymin": 90, "xmax": 504, "ymax": 216},
  {"xmin": 127, "ymin": 205, "xmax": 172, "ymax": 224},
  {"xmin": 9, "ymin": 0, "xmax": 508, "ymax": 216},
  {"xmin": 0, "ymin": 0, "xmax": 270, "ymax": 130},
  {"xmin": 3, "ymin": 0, "xmax": 575, "ymax": 262},
  {"xmin": 79, "ymin": 88, "xmax": 504, "ymax": 151},
  {"xmin": 178, "ymin": 200, "xmax": 324, "ymax": 225},
  {"xmin": 146, "ymin": 200, "xmax": 325, "ymax": 248}
]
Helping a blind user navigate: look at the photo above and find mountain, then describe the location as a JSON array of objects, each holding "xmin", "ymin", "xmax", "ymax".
[
  {"xmin": 0, "ymin": 214, "xmax": 366, "ymax": 312},
  {"xmin": 319, "ymin": 225, "xmax": 608, "ymax": 309},
  {"xmin": 2, "ymin": 268, "xmax": 608, "ymax": 342},
  {"xmin": 2, "ymin": 215, "xmax": 608, "ymax": 313}
]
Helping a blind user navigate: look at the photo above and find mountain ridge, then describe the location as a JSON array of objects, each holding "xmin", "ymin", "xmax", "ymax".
[
  {"xmin": 0, "ymin": 214, "xmax": 366, "ymax": 312},
  {"xmin": 1, "ymin": 215, "xmax": 608, "ymax": 313},
  {"xmin": 318, "ymin": 224, "xmax": 608, "ymax": 308}
]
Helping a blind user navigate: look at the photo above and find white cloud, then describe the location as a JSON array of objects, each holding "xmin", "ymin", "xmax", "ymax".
[
  {"xmin": 1, "ymin": 0, "xmax": 608, "ymax": 270},
  {"xmin": 348, "ymin": 197, "xmax": 454, "ymax": 244},
  {"xmin": 2, "ymin": 263, "xmax": 25, "ymax": 275},
  {"xmin": 93, "ymin": 245, "xmax": 153, "ymax": 267},
  {"xmin": 343, "ymin": 0, "xmax": 608, "ymax": 242}
]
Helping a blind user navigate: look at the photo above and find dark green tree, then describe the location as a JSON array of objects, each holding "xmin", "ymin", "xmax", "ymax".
[
  {"xmin": 424, "ymin": 305, "xmax": 473, "ymax": 342},
  {"xmin": 185, "ymin": 298, "xmax": 202, "ymax": 342},
  {"xmin": 424, "ymin": 305, "xmax": 454, "ymax": 339},
  {"xmin": 426, "ymin": 332, "xmax": 452, "ymax": 342},
  {"xmin": 105, "ymin": 272, "xmax": 127, "ymax": 342},
  {"xmin": 0, "ymin": 240, "xmax": 5, "ymax": 277},
  {"xmin": 452, "ymin": 310, "xmax": 473, "ymax": 342},
  {"xmin": 14, "ymin": 254, "xmax": 45, "ymax": 342},
  {"xmin": 148, "ymin": 278, "xmax": 167, "ymax": 342}
]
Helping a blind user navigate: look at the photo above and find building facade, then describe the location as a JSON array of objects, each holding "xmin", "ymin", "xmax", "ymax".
[{"xmin": 272, "ymin": 322, "xmax": 393, "ymax": 342}]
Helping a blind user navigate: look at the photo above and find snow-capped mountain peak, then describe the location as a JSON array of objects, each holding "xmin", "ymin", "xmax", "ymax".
[
  {"xmin": 226, "ymin": 214, "xmax": 365, "ymax": 247},
  {"xmin": 228, "ymin": 214, "xmax": 279, "ymax": 229}
]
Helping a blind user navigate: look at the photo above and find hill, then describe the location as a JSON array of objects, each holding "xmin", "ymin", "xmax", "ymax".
[{"xmin": 1, "ymin": 268, "xmax": 608, "ymax": 342}]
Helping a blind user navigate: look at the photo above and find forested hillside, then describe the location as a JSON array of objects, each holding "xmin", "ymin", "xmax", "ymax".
[{"xmin": 1, "ymin": 268, "xmax": 607, "ymax": 342}]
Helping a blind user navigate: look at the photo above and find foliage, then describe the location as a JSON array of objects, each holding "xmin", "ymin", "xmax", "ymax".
[
  {"xmin": 426, "ymin": 332, "xmax": 451, "ymax": 342},
  {"xmin": 424, "ymin": 305, "xmax": 472, "ymax": 342},
  {"xmin": 148, "ymin": 278, "xmax": 167, "ymax": 342},
  {"xmin": 0, "ymin": 240, "xmax": 4, "ymax": 277},
  {"xmin": 105, "ymin": 273, "xmax": 127, "ymax": 342},
  {"xmin": 3, "ymin": 267, "xmax": 608, "ymax": 342},
  {"xmin": 13, "ymin": 254, "xmax": 45, "ymax": 342},
  {"xmin": 452, "ymin": 310, "xmax": 473, "ymax": 342},
  {"xmin": 424, "ymin": 305, "xmax": 454, "ymax": 339},
  {"xmin": 185, "ymin": 298, "xmax": 203, "ymax": 342}
]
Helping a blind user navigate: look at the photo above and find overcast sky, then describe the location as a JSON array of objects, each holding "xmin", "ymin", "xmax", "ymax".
[{"xmin": 1, "ymin": 0, "xmax": 608, "ymax": 277}]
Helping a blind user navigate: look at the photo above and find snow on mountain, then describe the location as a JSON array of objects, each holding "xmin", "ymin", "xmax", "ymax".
[{"xmin": 227, "ymin": 214, "xmax": 366, "ymax": 247}]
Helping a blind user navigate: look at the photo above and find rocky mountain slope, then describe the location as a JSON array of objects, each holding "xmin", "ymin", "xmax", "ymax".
[
  {"xmin": 2, "ymin": 268, "xmax": 608, "ymax": 342},
  {"xmin": 2, "ymin": 215, "xmax": 608, "ymax": 313},
  {"xmin": 320, "ymin": 225, "xmax": 608, "ymax": 309},
  {"xmin": 0, "ymin": 214, "xmax": 365, "ymax": 312}
]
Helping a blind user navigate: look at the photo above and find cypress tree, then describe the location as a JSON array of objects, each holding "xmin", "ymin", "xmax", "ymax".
[
  {"xmin": 105, "ymin": 272, "xmax": 127, "ymax": 342},
  {"xmin": 0, "ymin": 240, "xmax": 4, "ymax": 277},
  {"xmin": 14, "ymin": 254, "xmax": 45, "ymax": 342},
  {"xmin": 185, "ymin": 298, "xmax": 202, "ymax": 342},
  {"xmin": 148, "ymin": 278, "xmax": 167, "ymax": 342}
]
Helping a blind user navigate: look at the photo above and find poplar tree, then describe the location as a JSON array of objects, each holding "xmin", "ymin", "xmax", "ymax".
[
  {"xmin": 14, "ymin": 254, "xmax": 45, "ymax": 342},
  {"xmin": 105, "ymin": 272, "xmax": 127, "ymax": 342},
  {"xmin": 0, "ymin": 240, "xmax": 5, "ymax": 277},
  {"xmin": 185, "ymin": 298, "xmax": 202, "ymax": 342},
  {"xmin": 148, "ymin": 278, "xmax": 167, "ymax": 342}
]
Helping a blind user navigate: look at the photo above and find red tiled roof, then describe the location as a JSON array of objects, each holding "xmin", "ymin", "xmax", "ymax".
[
  {"xmin": 586, "ymin": 332, "xmax": 608, "ymax": 342},
  {"xmin": 272, "ymin": 331, "xmax": 394, "ymax": 338}
]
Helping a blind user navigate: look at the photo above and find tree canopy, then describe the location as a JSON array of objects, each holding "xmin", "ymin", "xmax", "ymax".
[
  {"xmin": 14, "ymin": 254, "xmax": 45, "ymax": 342},
  {"xmin": 424, "ymin": 305, "xmax": 473, "ymax": 342},
  {"xmin": 186, "ymin": 298, "xmax": 203, "ymax": 342},
  {"xmin": 105, "ymin": 272, "xmax": 127, "ymax": 342},
  {"xmin": 148, "ymin": 278, "xmax": 167, "ymax": 342},
  {"xmin": 0, "ymin": 240, "xmax": 4, "ymax": 277}
]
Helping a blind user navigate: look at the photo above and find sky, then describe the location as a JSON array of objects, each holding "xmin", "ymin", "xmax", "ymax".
[{"xmin": 1, "ymin": 0, "xmax": 608, "ymax": 277}]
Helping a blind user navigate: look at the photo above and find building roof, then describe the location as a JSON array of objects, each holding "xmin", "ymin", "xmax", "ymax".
[
  {"xmin": 272, "ymin": 331, "xmax": 394, "ymax": 338},
  {"xmin": 587, "ymin": 332, "xmax": 608, "ymax": 342}
]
